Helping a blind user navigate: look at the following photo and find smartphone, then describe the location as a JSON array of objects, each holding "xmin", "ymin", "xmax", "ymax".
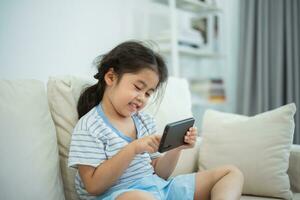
[{"xmin": 158, "ymin": 117, "xmax": 195, "ymax": 153}]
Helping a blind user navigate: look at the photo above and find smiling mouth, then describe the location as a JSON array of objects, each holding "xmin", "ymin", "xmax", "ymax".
[{"xmin": 129, "ymin": 102, "xmax": 140, "ymax": 111}]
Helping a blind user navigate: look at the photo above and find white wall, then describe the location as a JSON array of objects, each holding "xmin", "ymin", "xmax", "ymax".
[
  {"xmin": 0, "ymin": 0, "xmax": 137, "ymax": 82},
  {"xmin": 221, "ymin": 0, "xmax": 240, "ymax": 112},
  {"xmin": 0, "ymin": 0, "xmax": 240, "ymax": 112}
]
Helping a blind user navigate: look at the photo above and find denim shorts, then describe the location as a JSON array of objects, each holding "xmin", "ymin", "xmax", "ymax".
[{"xmin": 97, "ymin": 173, "xmax": 196, "ymax": 200}]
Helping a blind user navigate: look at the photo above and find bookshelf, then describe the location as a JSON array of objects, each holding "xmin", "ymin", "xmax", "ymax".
[{"xmin": 141, "ymin": 0, "xmax": 227, "ymax": 129}]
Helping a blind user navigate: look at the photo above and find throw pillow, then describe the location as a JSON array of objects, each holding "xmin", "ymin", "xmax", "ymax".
[
  {"xmin": 143, "ymin": 76, "xmax": 193, "ymax": 133},
  {"xmin": 47, "ymin": 76, "xmax": 94, "ymax": 200},
  {"xmin": 198, "ymin": 103, "xmax": 296, "ymax": 200}
]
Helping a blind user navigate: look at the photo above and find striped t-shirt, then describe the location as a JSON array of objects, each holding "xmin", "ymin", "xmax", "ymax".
[{"xmin": 68, "ymin": 104, "xmax": 161, "ymax": 200}]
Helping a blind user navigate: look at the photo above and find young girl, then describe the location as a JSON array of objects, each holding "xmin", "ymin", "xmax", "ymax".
[{"xmin": 68, "ymin": 41, "xmax": 244, "ymax": 200}]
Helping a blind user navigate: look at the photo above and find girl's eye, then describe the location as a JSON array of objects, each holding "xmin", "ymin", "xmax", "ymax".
[
  {"xmin": 145, "ymin": 93, "xmax": 151, "ymax": 97},
  {"xmin": 134, "ymin": 85, "xmax": 141, "ymax": 91}
]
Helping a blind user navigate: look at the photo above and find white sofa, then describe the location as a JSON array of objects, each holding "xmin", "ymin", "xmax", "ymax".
[{"xmin": 0, "ymin": 76, "xmax": 299, "ymax": 200}]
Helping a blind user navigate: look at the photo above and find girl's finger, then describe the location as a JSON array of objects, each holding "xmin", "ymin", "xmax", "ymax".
[
  {"xmin": 185, "ymin": 137, "xmax": 194, "ymax": 144},
  {"xmin": 191, "ymin": 127, "xmax": 197, "ymax": 132},
  {"xmin": 190, "ymin": 130, "xmax": 197, "ymax": 136},
  {"xmin": 154, "ymin": 135, "xmax": 161, "ymax": 142},
  {"xmin": 150, "ymin": 138, "xmax": 157, "ymax": 146},
  {"xmin": 190, "ymin": 135, "xmax": 197, "ymax": 140},
  {"xmin": 150, "ymin": 140, "xmax": 159, "ymax": 150},
  {"xmin": 184, "ymin": 136, "xmax": 189, "ymax": 142},
  {"xmin": 187, "ymin": 132, "xmax": 195, "ymax": 137}
]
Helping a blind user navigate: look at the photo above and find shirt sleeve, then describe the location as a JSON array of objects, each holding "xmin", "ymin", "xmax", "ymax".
[{"xmin": 68, "ymin": 129, "xmax": 107, "ymax": 168}]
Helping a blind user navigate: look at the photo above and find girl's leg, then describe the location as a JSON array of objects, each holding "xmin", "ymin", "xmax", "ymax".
[
  {"xmin": 116, "ymin": 190, "xmax": 156, "ymax": 200},
  {"xmin": 194, "ymin": 165, "xmax": 244, "ymax": 200}
]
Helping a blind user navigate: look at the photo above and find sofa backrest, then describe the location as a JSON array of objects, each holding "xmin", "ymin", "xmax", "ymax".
[
  {"xmin": 47, "ymin": 75, "xmax": 193, "ymax": 200},
  {"xmin": 0, "ymin": 80, "xmax": 65, "ymax": 200},
  {"xmin": 2, "ymin": 77, "xmax": 299, "ymax": 200}
]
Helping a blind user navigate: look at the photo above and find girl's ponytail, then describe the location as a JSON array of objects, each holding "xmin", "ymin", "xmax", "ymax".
[
  {"xmin": 77, "ymin": 60, "xmax": 110, "ymax": 119},
  {"xmin": 77, "ymin": 82, "xmax": 103, "ymax": 119}
]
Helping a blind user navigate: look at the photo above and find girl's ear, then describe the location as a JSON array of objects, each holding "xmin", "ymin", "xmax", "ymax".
[{"xmin": 104, "ymin": 68, "xmax": 117, "ymax": 86}]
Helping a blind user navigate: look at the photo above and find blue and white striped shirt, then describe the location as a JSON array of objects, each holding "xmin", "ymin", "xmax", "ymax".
[{"xmin": 68, "ymin": 104, "xmax": 161, "ymax": 200}]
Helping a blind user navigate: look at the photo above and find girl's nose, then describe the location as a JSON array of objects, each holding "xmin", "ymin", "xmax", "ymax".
[{"xmin": 136, "ymin": 93, "xmax": 145, "ymax": 102}]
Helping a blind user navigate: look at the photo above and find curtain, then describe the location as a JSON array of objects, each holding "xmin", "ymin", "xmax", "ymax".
[{"xmin": 237, "ymin": 0, "xmax": 300, "ymax": 144}]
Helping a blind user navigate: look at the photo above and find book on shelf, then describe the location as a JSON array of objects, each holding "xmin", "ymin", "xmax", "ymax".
[
  {"xmin": 209, "ymin": 78, "xmax": 225, "ymax": 102},
  {"xmin": 153, "ymin": 28, "xmax": 206, "ymax": 50},
  {"xmin": 191, "ymin": 17, "xmax": 208, "ymax": 45},
  {"xmin": 189, "ymin": 78, "xmax": 226, "ymax": 104},
  {"xmin": 198, "ymin": 0, "xmax": 219, "ymax": 6}
]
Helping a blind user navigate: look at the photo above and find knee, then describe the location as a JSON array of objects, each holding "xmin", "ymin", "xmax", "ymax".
[
  {"xmin": 223, "ymin": 165, "xmax": 244, "ymax": 180},
  {"xmin": 116, "ymin": 190, "xmax": 155, "ymax": 200}
]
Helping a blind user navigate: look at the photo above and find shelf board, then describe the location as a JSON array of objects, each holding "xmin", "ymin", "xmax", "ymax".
[
  {"xmin": 153, "ymin": 0, "xmax": 222, "ymax": 13},
  {"xmin": 159, "ymin": 46, "xmax": 224, "ymax": 58},
  {"xmin": 192, "ymin": 99, "xmax": 227, "ymax": 107}
]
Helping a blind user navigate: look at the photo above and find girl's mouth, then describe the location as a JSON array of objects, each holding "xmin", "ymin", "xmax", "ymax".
[{"xmin": 129, "ymin": 102, "xmax": 140, "ymax": 112}]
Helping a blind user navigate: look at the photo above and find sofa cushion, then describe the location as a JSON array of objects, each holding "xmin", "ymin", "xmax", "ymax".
[
  {"xmin": 198, "ymin": 104, "xmax": 296, "ymax": 200},
  {"xmin": 240, "ymin": 195, "xmax": 290, "ymax": 200},
  {"xmin": 0, "ymin": 80, "xmax": 65, "ymax": 200},
  {"xmin": 47, "ymin": 76, "xmax": 94, "ymax": 200},
  {"xmin": 47, "ymin": 75, "xmax": 193, "ymax": 199},
  {"xmin": 143, "ymin": 76, "xmax": 193, "ymax": 132},
  {"xmin": 289, "ymin": 145, "xmax": 300, "ymax": 192},
  {"xmin": 170, "ymin": 137, "xmax": 201, "ymax": 177}
]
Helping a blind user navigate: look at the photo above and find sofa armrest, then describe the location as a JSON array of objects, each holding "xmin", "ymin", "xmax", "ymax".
[{"xmin": 288, "ymin": 144, "xmax": 300, "ymax": 193}]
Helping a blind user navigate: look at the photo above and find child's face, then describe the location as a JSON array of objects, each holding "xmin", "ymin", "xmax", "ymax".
[{"xmin": 108, "ymin": 68, "xmax": 159, "ymax": 117}]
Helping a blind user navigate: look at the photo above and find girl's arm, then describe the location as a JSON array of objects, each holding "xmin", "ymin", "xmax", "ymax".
[
  {"xmin": 78, "ymin": 135, "xmax": 160, "ymax": 196},
  {"xmin": 152, "ymin": 148, "xmax": 182, "ymax": 179},
  {"xmin": 152, "ymin": 127, "xmax": 197, "ymax": 179}
]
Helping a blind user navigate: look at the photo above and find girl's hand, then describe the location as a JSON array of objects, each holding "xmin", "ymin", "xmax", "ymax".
[
  {"xmin": 177, "ymin": 127, "xmax": 198, "ymax": 150},
  {"xmin": 131, "ymin": 135, "xmax": 161, "ymax": 154}
]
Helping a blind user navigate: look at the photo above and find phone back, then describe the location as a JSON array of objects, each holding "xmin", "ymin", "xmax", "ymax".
[{"xmin": 158, "ymin": 118, "xmax": 195, "ymax": 153}]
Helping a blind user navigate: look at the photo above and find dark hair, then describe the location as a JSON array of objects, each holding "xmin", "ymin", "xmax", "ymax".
[{"xmin": 77, "ymin": 41, "xmax": 169, "ymax": 119}]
